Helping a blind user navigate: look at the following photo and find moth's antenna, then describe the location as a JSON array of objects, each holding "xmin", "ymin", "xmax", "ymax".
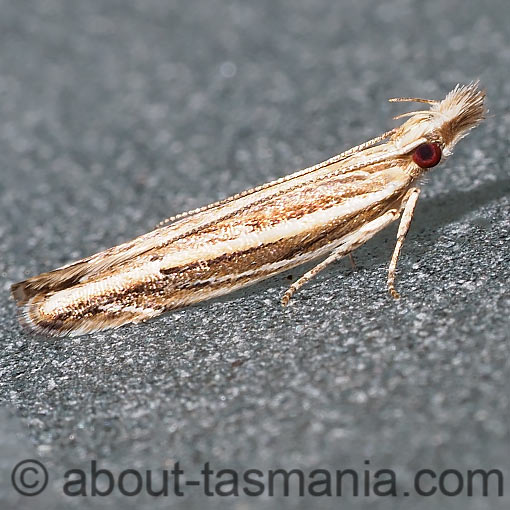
[
  {"xmin": 392, "ymin": 110, "xmax": 431, "ymax": 120},
  {"xmin": 389, "ymin": 97, "xmax": 438, "ymax": 105}
]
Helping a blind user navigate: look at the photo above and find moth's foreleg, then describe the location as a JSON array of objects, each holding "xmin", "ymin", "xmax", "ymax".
[
  {"xmin": 281, "ymin": 207, "xmax": 402, "ymax": 307},
  {"xmin": 387, "ymin": 187, "xmax": 421, "ymax": 299}
]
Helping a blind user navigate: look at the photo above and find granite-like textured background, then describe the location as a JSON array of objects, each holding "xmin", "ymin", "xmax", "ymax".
[{"xmin": 0, "ymin": 0, "xmax": 508, "ymax": 508}]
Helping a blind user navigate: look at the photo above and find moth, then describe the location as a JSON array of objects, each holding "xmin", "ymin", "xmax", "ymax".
[{"xmin": 12, "ymin": 83, "xmax": 485, "ymax": 337}]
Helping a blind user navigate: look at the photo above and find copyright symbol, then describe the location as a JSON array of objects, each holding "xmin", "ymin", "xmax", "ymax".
[{"xmin": 11, "ymin": 459, "xmax": 48, "ymax": 496}]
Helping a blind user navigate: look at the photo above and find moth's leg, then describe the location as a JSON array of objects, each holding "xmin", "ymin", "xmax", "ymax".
[
  {"xmin": 348, "ymin": 253, "xmax": 356, "ymax": 270},
  {"xmin": 281, "ymin": 207, "xmax": 401, "ymax": 306},
  {"xmin": 387, "ymin": 187, "xmax": 421, "ymax": 299}
]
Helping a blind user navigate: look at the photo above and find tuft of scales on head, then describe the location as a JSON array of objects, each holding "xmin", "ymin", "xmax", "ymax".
[
  {"xmin": 433, "ymin": 82, "xmax": 486, "ymax": 148},
  {"xmin": 389, "ymin": 82, "xmax": 486, "ymax": 155}
]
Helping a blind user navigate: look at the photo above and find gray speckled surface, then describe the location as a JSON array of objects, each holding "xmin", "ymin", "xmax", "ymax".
[{"xmin": 0, "ymin": 0, "xmax": 509, "ymax": 508}]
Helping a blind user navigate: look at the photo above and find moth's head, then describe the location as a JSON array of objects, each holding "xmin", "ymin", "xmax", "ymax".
[{"xmin": 389, "ymin": 82, "xmax": 486, "ymax": 171}]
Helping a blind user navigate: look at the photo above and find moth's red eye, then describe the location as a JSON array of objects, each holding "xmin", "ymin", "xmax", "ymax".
[{"xmin": 412, "ymin": 142, "xmax": 442, "ymax": 168}]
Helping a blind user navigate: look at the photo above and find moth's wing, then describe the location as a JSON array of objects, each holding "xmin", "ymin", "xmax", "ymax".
[
  {"xmin": 11, "ymin": 181, "xmax": 278, "ymax": 305},
  {"xmin": 11, "ymin": 226, "xmax": 180, "ymax": 305},
  {"xmin": 12, "ymin": 137, "xmax": 397, "ymax": 307},
  {"xmin": 12, "ymin": 242, "xmax": 142, "ymax": 305}
]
